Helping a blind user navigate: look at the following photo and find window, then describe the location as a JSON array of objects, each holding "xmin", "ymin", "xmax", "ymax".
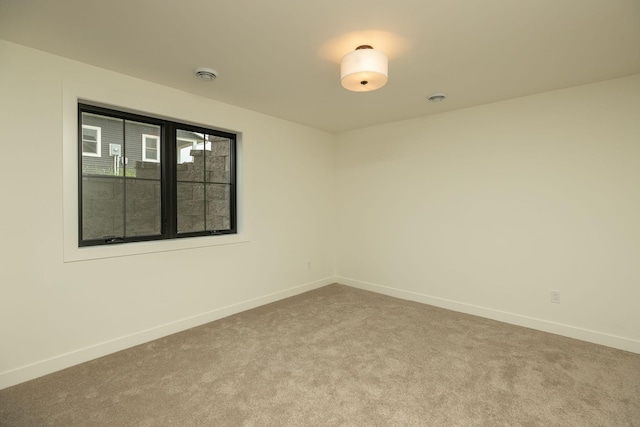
[
  {"xmin": 142, "ymin": 134, "xmax": 160, "ymax": 163},
  {"xmin": 78, "ymin": 103, "xmax": 236, "ymax": 246},
  {"xmin": 82, "ymin": 125, "xmax": 101, "ymax": 157}
]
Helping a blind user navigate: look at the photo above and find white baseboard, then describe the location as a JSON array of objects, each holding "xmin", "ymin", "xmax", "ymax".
[
  {"xmin": 5, "ymin": 275, "xmax": 635, "ymax": 390},
  {"xmin": 0, "ymin": 277, "xmax": 335, "ymax": 390},
  {"xmin": 337, "ymin": 276, "xmax": 640, "ymax": 355}
]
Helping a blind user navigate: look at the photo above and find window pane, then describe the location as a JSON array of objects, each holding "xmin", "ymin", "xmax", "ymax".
[
  {"xmin": 83, "ymin": 127, "xmax": 97, "ymax": 140},
  {"xmin": 123, "ymin": 121, "xmax": 161, "ymax": 236},
  {"xmin": 142, "ymin": 134, "xmax": 160, "ymax": 163},
  {"xmin": 82, "ymin": 176, "xmax": 125, "ymax": 240},
  {"xmin": 126, "ymin": 179, "xmax": 161, "ymax": 236},
  {"xmin": 145, "ymin": 146, "xmax": 158, "ymax": 161},
  {"xmin": 80, "ymin": 111, "xmax": 165, "ymax": 241},
  {"xmin": 82, "ymin": 140, "xmax": 98, "ymax": 155},
  {"xmin": 175, "ymin": 130, "xmax": 232, "ymax": 234},
  {"xmin": 81, "ymin": 113, "xmax": 125, "ymax": 240},
  {"xmin": 126, "ymin": 121, "xmax": 161, "ymax": 179},
  {"xmin": 176, "ymin": 131, "xmax": 199, "ymax": 164},
  {"xmin": 176, "ymin": 130, "xmax": 206, "ymax": 182},
  {"xmin": 81, "ymin": 113, "xmax": 122, "ymax": 174},
  {"xmin": 206, "ymin": 184, "xmax": 231, "ymax": 231},
  {"xmin": 81, "ymin": 125, "xmax": 100, "ymax": 156},
  {"xmin": 206, "ymin": 136, "xmax": 231, "ymax": 184},
  {"xmin": 177, "ymin": 182, "xmax": 205, "ymax": 233}
]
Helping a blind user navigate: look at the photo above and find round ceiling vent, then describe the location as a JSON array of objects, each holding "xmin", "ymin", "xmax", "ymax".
[
  {"xmin": 427, "ymin": 93, "xmax": 447, "ymax": 103},
  {"xmin": 194, "ymin": 67, "xmax": 218, "ymax": 81}
]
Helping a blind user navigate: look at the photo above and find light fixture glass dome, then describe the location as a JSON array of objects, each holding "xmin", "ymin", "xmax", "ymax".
[{"xmin": 340, "ymin": 45, "xmax": 388, "ymax": 92}]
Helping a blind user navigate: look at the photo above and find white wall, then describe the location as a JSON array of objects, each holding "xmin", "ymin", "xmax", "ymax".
[
  {"xmin": 0, "ymin": 40, "xmax": 336, "ymax": 389},
  {"xmin": 336, "ymin": 74, "xmax": 640, "ymax": 353}
]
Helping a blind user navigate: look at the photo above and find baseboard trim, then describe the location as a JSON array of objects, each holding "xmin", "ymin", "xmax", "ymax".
[
  {"xmin": 0, "ymin": 277, "xmax": 335, "ymax": 390},
  {"xmin": 337, "ymin": 276, "xmax": 640, "ymax": 354}
]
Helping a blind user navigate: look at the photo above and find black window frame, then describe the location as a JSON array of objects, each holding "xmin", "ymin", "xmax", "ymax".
[{"xmin": 78, "ymin": 103, "xmax": 237, "ymax": 247}]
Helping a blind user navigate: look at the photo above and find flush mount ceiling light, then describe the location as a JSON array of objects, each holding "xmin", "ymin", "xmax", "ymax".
[
  {"xmin": 341, "ymin": 45, "xmax": 388, "ymax": 92},
  {"xmin": 428, "ymin": 93, "xmax": 447, "ymax": 102},
  {"xmin": 194, "ymin": 67, "xmax": 218, "ymax": 81}
]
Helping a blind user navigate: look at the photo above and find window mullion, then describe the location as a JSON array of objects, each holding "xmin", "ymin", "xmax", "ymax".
[
  {"xmin": 121, "ymin": 120, "xmax": 127, "ymax": 240},
  {"xmin": 163, "ymin": 122, "xmax": 177, "ymax": 239}
]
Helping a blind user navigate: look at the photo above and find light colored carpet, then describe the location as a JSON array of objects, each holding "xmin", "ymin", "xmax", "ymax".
[{"xmin": 1, "ymin": 284, "xmax": 639, "ymax": 426}]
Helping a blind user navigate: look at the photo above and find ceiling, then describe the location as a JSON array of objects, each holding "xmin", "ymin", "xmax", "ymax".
[{"xmin": 1, "ymin": 0, "xmax": 639, "ymax": 133}]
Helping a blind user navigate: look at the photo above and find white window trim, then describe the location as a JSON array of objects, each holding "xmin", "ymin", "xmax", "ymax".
[
  {"xmin": 81, "ymin": 124, "xmax": 101, "ymax": 157},
  {"xmin": 63, "ymin": 83, "xmax": 249, "ymax": 263},
  {"xmin": 142, "ymin": 134, "xmax": 160, "ymax": 162}
]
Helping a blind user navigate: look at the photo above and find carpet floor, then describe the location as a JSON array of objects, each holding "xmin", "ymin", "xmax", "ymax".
[{"xmin": 1, "ymin": 284, "xmax": 639, "ymax": 426}]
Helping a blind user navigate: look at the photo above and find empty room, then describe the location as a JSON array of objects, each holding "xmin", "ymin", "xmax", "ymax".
[{"xmin": 0, "ymin": 0, "xmax": 639, "ymax": 425}]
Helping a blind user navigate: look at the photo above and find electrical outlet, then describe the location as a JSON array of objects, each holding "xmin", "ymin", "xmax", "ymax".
[{"xmin": 550, "ymin": 290, "xmax": 561, "ymax": 304}]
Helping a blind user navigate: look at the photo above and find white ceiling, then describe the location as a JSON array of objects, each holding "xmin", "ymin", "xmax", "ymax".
[{"xmin": 1, "ymin": 0, "xmax": 639, "ymax": 133}]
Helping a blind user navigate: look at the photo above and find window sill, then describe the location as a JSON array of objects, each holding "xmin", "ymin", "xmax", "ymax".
[{"xmin": 64, "ymin": 233, "xmax": 250, "ymax": 263}]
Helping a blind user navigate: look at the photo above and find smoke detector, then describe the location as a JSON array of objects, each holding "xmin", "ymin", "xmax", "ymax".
[{"xmin": 194, "ymin": 67, "xmax": 218, "ymax": 81}]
